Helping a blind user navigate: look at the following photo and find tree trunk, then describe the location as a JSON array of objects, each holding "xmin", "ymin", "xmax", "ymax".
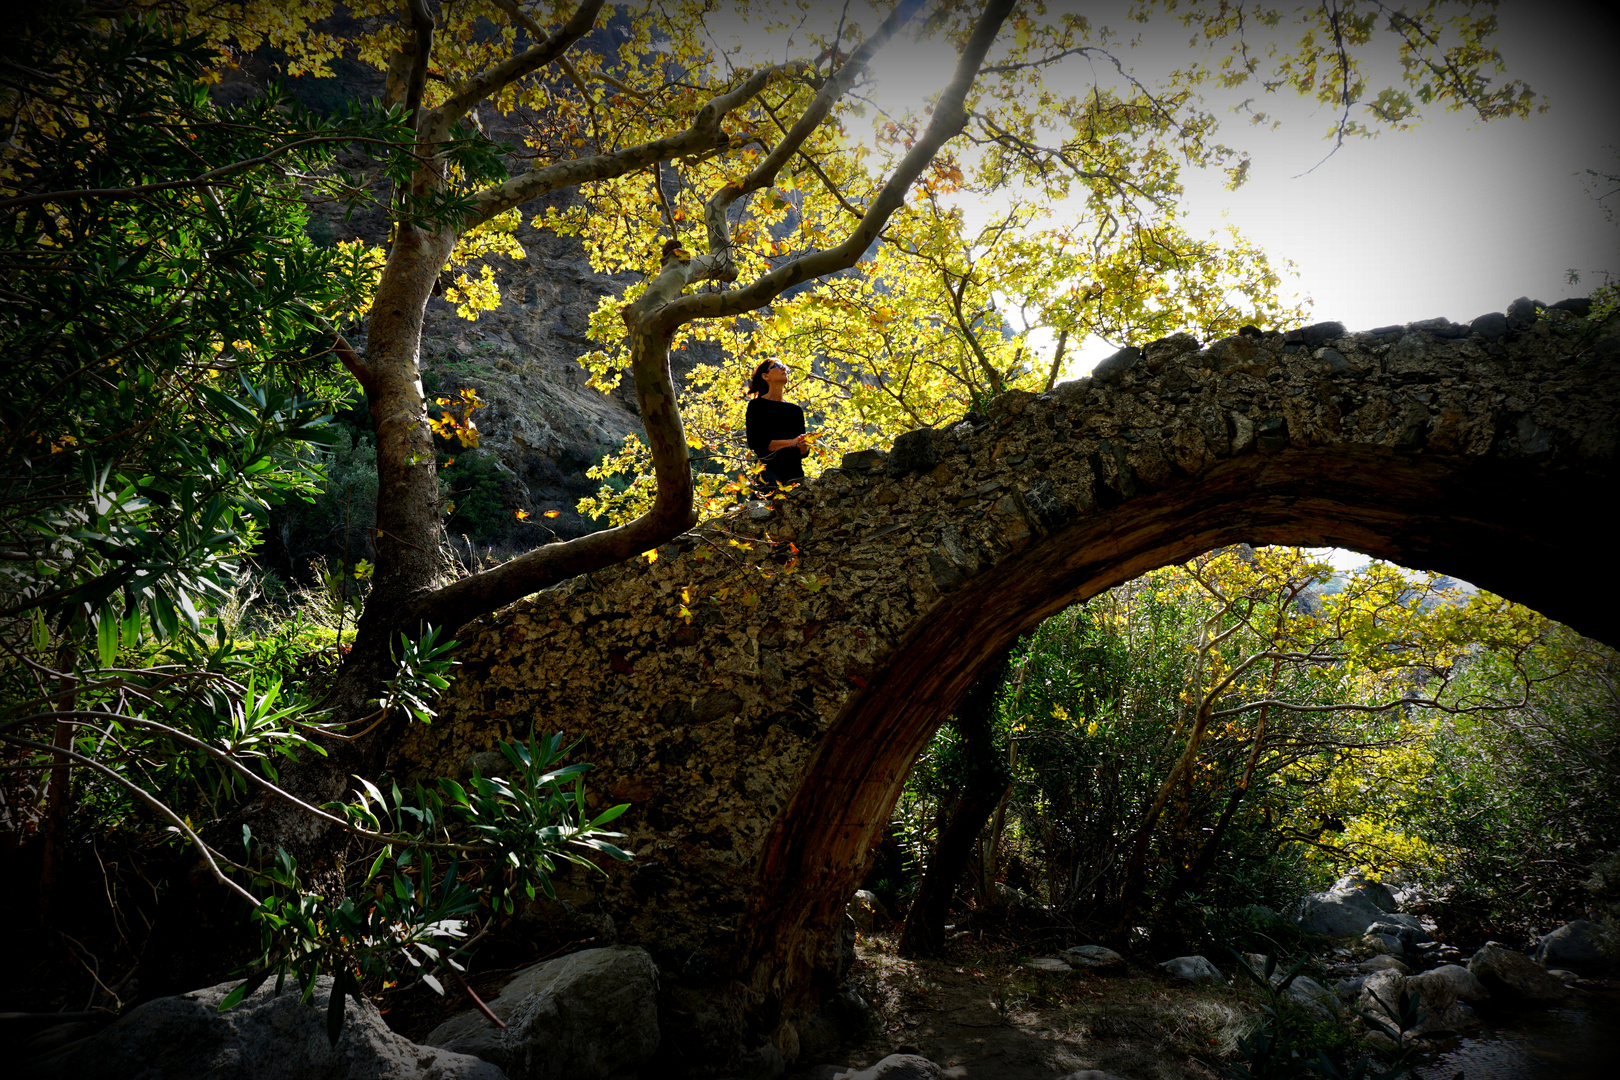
[
  {"xmin": 1163, "ymin": 699, "xmax": 1274, "ymax": 909},
  {"xmin": 341, "ymin": 223, "xmax": 457, "ymax": 707},
  {"xmin": 897, "ymin": 653, "xmax": 1010, "ymax": 958},
  {"xmin": 976, "ymin": 740, "xmax": 1016, "ymax": 907},
  {"xmin": 36, "ymin": 644, "xmax": 77, "ymax": 923}
]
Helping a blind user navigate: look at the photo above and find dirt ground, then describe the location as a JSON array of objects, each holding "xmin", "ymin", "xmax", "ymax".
[{"xmin": 791, "ymin": 931, "xmax": 1255, "ymax": 1079}]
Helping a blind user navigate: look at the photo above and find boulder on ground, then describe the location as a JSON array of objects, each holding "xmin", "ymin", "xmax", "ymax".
[
  {"xmin": 1290, "ymin": 884, "xmax": 1393, "ymax": 938},
  {"xmin": 1061, "ymin": 945, "xmax": 1127, "ymax": 973},
  {"xmin": 797, "ymin": 989, "xmax": 874, "ymax": 1062},
  {"xmin": 1333, "ymin": 871, "xmax": 1399, "ymax": 913},
  {"xmin": 1239, "ymin": 957, "xmax": 1339, "ymax": 1019},
  {"xmin": 847, "ymin": 890, "xmax": 890, "ymax": 933},
  {"xmin": 1284, "ymin": 975, "xmax": 1341, "ymax": 1020},
  {"xmin": 1468, "ymin": 942, "xmax": 1569, "ymax": 1001},
  {"xmin": 1375, "ymin": 912, "xmax": 1431, "ymax": 939},
  {"xmin": 1362, "ymin": 917, "xmax": 1430, "ymax": 956},
  {"xmin": 1158, "ymin": 956, "xmax": 1226, "ymax": 984},
  {"xmin": 1532, "ymin": 920, "xmax": 1616, "ymax": 974},
  {"xmin": 1023, "ymin": 957, "xmax": 1075, "ymax": 975},
  {"xmin": 21, "ymin": 975, "xmax": 505, "ymax": 1080},
  {"xmin": 838, "ymin": 1054, "xmax": 942, "ymax": 1080},
  {"xmin": 1359, "ymin": 965, "xmax": 1488, "ymax": 1041},
  {"xmin": 426, "ymin": 946, "xmax": 658, "ymax": 1080},
  {"xmin": 1356, "ymin": 956, "xmax": 1411, "ymax": 975}
]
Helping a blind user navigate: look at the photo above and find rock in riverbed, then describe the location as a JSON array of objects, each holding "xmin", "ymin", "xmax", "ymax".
[
  {"xmin": 426, "ymin": 946, "xmax": 658, "ymax": 1080},
  {"xmin": 20, "ymin": 975, "xmax": 504, "ymax": 1080},
  {"xmin": 1532, "ymin": 920, "xmax": 1616, "ymax": 975},
  {"xmin": 1468, "ymin": 942, "xmax": 1570, "ymax": 1001},
  {"xmin": 1158, "ymin": 956, "xmax": 1226, "ymax": 984}
]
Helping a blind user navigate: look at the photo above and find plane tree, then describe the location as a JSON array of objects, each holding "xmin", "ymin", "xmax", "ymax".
[{"xmin": 24, "ymin": 0, "xmax": 1540, "ymax": 846}]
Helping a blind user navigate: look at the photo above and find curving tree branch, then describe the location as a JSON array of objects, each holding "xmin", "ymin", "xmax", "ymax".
[
  {"xmin": 423, "ymin": 0, "xmax": 605, "ymax": 143},
  {"xmin": 464, "ymin": 61, "xmax": 799, "ymax": 229},
  {"xmin": 656, "ymin": 0, "xmax": 1018, "ymax": 331}
]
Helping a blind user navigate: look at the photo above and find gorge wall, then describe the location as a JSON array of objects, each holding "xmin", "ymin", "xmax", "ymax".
[{"xmin": 394, "ymin": 302, "xmax": 1620, "ymax": 1072}]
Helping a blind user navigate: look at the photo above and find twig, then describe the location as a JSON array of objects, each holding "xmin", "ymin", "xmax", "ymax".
[{"xmin": 451, "ymin": 970, "xmax": 506, "ymax": 1029}]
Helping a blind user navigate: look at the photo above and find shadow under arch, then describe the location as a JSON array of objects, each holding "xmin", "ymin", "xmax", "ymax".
[{"xmin": 749, "ymin": 441, "xmax": 1613, "ymax": 1025}]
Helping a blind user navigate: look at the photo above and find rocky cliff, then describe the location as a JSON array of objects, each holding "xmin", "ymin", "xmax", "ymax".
[{"xmin": 218, "ymin": 31, "xmax": 714, "ymax": 562}]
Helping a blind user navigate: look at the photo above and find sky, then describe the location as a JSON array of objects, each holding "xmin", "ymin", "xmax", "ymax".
[{"xmin": 856, "ymin": 0, "xmax": 1620, "ymax": 373}]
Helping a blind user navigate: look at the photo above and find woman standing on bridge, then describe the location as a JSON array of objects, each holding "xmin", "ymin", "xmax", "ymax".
[{"xmin": 745, "ymin": 359, "xmax": 813, "ymax": 489}]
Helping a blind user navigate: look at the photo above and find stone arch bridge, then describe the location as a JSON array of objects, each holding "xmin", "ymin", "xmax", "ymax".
[{"xmin": 399, "ymin": 303, "xmax": 1619, "ymax": 1071}]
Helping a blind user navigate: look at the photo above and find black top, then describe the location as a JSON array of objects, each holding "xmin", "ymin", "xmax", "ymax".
[{"xmin": 745, "ymin": 397, "xmax": 806, "ymax": 481}]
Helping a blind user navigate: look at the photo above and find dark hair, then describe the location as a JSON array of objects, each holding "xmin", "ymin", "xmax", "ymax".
[{"xmin": 747, "ymin": 360, "xmax": 774, "ymax": 398}]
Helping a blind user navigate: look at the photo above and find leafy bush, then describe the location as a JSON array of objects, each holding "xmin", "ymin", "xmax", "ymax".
[
  {"xmin": 1417, "ymin": 630, "xmax": 1620, "ymax": 940},
  {"xmin": 0, "ymin": 16, "xmax": 628, "ymax": 1032},
  {"xmin": 236, "ymin": 725, "xmax": 629, "ymax": 1041},
  {"xmin": 263, "ymin": 430, "xmax": 379, "ymax": 580},
  {"xmin": 897, "ymin": 546, "xmax": 1603, "ymax": 948},
  {"xmin": 440, "ymin": 450, "xmax": 521, "ymax": 548}
]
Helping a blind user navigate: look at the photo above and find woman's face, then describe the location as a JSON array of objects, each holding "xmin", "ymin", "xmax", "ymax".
[{"xmin": 763, "ymin": 360, "xmax": 789, "ymax": 391}]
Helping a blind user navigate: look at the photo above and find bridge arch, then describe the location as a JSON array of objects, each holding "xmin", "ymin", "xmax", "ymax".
[{"xmin": 399, "ymin": 307, "xmax": 1618, "ymax": 1069}]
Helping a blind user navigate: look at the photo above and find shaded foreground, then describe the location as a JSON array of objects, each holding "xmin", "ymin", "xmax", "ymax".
[{"xmin": 815, "ymin": 932, "xmax": 1237, "ymax": 1079}]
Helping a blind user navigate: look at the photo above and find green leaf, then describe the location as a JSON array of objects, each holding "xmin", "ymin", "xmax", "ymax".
[
  {"xmin": 218, "ymin": 966, "xmax": 273, "ymax": 1011},
  {"xmin": 356, "ymin": 776, "xmax": 387, "ymax": 810},
  {"xmin": 96, "ymin": 605, "xmax": 119, "ymax": 668},
  {"xmin": 589, "ymin": 802, "xmax": 630, "ymax": 826},
  {"xmin": 582, "ymin": 839, "xmax": 632, "ymax": 861},
  {"xmin": 151, "ymin": 589, "xmax": 180, "ymax": 638},
  {"xmin": 326, "ymin": 967, "xmax": 350, "ymax": 1046},
  {"xmin": 120, "ymin": 605, "xmax": 142, "ymax": 649},
  {"xmin": 176, "ymin": 588, "xmax": 201, "ymax": 632}
]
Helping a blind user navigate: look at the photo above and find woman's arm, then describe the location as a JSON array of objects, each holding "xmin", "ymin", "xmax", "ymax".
[{"xmin": 745, "ymin": 399, "xmax": 774, "ymax": 458}]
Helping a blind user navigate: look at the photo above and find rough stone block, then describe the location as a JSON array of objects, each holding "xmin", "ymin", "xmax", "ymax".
[
  {"xmin": 1090, "ymin": 346, "xmax": 1142, "ymax": 385},
  {"xmin": 1286, "ymin": 321, "xmax": 1347, "ymax": 346},
  {"xmin": 1469, "ymin": 312, "xmax": 1508, "ymax": 340},
  {"xmin": 841, "ymin": 449, "xmax": 889, "ymax": 473},
  {"xmin": 1506, "ymin": 296, "xmax": 1541, "ymax": 329},
  {"xmin": 887, "ymin": 428, "xmax": 939, "ymax": 476}
]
